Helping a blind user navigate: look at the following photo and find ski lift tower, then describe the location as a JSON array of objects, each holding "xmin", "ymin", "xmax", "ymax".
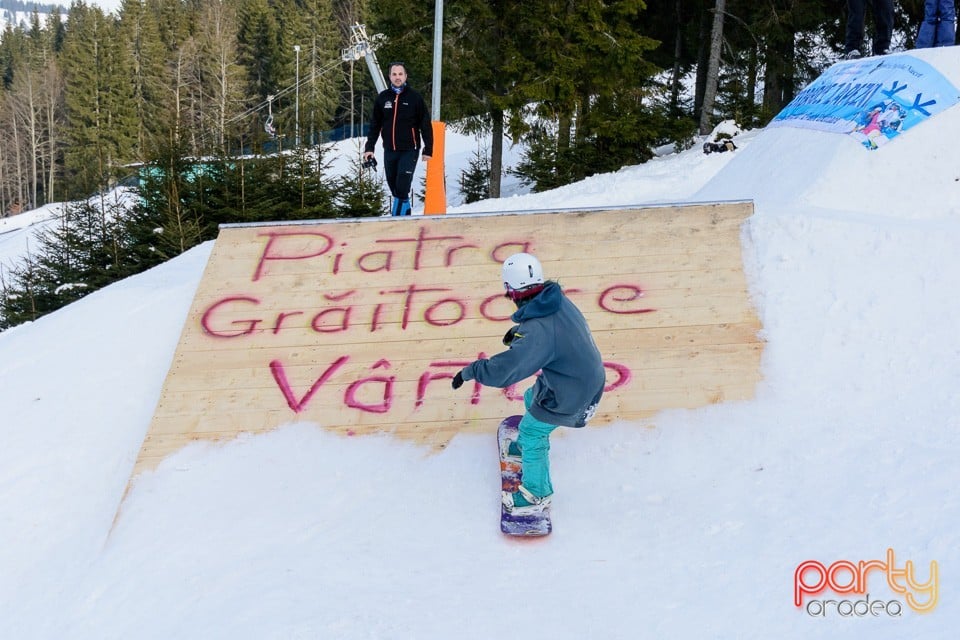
[{"xmin": 342, "ymin": 23, "xmax": 387, "ymax": 93}]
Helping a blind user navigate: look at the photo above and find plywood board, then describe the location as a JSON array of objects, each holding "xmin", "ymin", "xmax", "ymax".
[{"xmin": 133, "ymin": 203, "xmax": 763, "ymax": 476}]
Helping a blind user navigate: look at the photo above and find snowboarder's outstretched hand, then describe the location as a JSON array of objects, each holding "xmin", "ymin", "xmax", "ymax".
[{"xmin": 452, "ymin": 372, "xmax": 465, "ymax": 390}]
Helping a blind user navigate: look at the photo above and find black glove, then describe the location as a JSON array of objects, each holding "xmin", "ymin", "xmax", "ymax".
[
  {"xmin": 503, "ymin": 326, "xmax": 519, "ymax": 346},
  {"xmin": 452, "ymin": 372, "xmax": 465, "ymax": 390}
]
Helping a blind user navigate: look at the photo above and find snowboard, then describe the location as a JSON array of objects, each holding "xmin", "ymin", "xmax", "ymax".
[{"xmin": 498, "ymin": 415, "xmax": 552, "ymax": 536}]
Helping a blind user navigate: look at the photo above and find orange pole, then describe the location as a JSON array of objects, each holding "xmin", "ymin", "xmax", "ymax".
[{"xmin": 424, "ymin": 121, "xmax": 446, "ymax": 214}]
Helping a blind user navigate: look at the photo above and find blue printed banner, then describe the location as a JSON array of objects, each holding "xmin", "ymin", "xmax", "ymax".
[{"xmin": 769, "ymin": 54, "xmax": 960, "ymax": 150}]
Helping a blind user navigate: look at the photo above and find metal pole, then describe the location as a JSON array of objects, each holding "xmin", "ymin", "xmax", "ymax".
[
  {"xmin": 431, "ymin": 0, "xmax": 443, "ymax": 120},
  {"xmin": 363, "ymin": 51, "xmax": 386, "ymax": 93},
  {"xmin": 294, "ymin": 45, "xmax": 301, "ymax": 147},
  {"xmin": 424, "ymin": 0, "xmax": 446, "ymax": 214},
  {"xmin": 350, "ymin": 60, "xmax": 355, "ymax": 140}
]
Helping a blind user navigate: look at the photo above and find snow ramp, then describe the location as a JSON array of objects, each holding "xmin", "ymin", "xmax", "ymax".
[
  {"xmin": 697, "ymin": 47, "xmax": 960, "ymax": 219},
  {"xmin": 132, "ymin": 204, "xmax": 763, "ymax": 478}
]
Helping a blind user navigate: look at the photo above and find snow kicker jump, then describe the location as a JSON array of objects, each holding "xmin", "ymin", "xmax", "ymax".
[{"xmin": 132, "ymin": 203, "xmax": 763, "ymax": 478}]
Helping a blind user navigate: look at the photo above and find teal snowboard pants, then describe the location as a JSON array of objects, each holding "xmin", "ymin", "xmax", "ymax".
[{"xmin": 517, "ymin": 387, "xmax": 559, "ymax": 499}]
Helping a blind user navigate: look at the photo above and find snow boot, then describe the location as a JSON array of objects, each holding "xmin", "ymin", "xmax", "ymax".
[
  {"xmin": 390, "ymin": 197, "xmax": 411, "ymax": 217},
  {"xmin": 502, "ymin": 484, "xmax": 552, "ymax": 515}
]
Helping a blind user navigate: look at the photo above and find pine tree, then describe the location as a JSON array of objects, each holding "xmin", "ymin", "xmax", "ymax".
[
  {"xmin": 59, "ymin": 3, "xmax": 137, "ymax": 197},
  {"xmin": 0, "ymin": 22, "xmax": 26, "ymax": 90},
  {"xmin": 117, "ymin": 0, "xmax": 168, "ymax": 160},
  {"xmin": 236, "ymin": 0, "xmax": 284, "ymax": 147},
  {"xmin": 275, "ymin": 0, "xmax": 341, "ymax": 146},
  {"xmin": 263, "ymin": 145, "xmax": 339, "ymax": 220},
  {"xmin": 150, "ymin": 151, "xmax": 204, "ymax": 257},
  {"xmin": 6, "ymin": 9, "xmax": 63, "ymax": 209},
  {"xmin": 502, "ymin": 0, "xmax": 667, "ymax": 189},
  {"xmin": 0, "ymin": 23, "xmax": 28, "ymax": 211},
  {"xmin": 191, "ymin": 0, "xmax": 250, "ymax": 154},
  {"xmin": 0, "ymin": 196, "xmax": 128, "ymax": 328},
  {"xmin": 335, "ymin": 156, "xmax": 386, "ymax": 218},
  {"xmin": 0, "ymin": 252, "xmax": 55, "ymax": 329},
  {"xmin": 510, "ymin": 125, "xmax": 563, "ymax": 194},
  {"xmin": 458, "ymin": 143, "xmax": 490, "ymax": 204}
]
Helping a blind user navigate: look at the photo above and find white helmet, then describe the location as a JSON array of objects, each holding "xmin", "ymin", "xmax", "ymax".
[{"xmin": 502, "ymin": 252, "xmax": 544, "ymax": 291}]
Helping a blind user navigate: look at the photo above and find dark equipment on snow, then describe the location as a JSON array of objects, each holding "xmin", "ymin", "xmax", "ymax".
[{"xmin": 703, "ymin": 139, "xmax": 737, "ymax": 155}]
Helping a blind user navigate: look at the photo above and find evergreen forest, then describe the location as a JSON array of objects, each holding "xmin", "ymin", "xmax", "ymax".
[{"xmin": 0, "ymin": 0, "xmax": 931, "ymax": 328}]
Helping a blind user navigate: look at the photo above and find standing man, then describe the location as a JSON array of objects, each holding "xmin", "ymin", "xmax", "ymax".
[
  {"xmin": 451, "ymin": 253, "xmax": 606, "ymax": 516},
  {"xmin": 363, "ymin": 62, "xmax": 433, "ymax": 217},
  {"xmin": 844, "ymin": 0, "xmax": 894, "ymax": 58}
]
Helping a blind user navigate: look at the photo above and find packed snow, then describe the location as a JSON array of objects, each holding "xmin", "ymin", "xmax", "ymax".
[{"xmin": 2, "ymin": 48, "xmax": 959, "ymax": 639}]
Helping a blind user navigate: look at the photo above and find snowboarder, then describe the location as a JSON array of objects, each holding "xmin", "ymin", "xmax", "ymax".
[{"xmin": 451, "ymin": 252, "xmax": 606, "ymax": 515}]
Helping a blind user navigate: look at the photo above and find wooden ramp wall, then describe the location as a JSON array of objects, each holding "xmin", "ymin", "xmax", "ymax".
[{"xmin": 134, "ymin": 203, "xmax": 763, "ymax": 477}]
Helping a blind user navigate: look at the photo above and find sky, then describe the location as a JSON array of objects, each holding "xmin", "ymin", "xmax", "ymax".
[{"xmin": 1, "ymin": 47, "xmax": 959, "ymax": 639}]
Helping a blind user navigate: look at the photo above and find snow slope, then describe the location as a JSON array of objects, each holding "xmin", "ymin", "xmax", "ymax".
[{"xmin": 2, "ymin": 50, "xmax": 960, "ymax": 639}]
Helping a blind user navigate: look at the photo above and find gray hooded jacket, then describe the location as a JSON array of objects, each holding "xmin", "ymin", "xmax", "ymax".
[{"xmin": 461, "ymin": 282, "xmax": 605, "ymax": 427}]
